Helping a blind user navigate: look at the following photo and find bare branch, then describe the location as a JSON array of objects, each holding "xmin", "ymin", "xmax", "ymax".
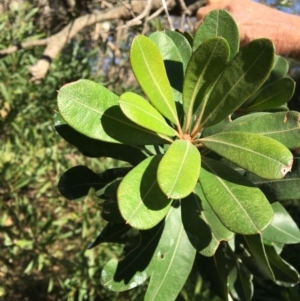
[
  {"xmin": 162, "ymin": 0, "xmax": 174, "ymax": 30},
  {"xmin": 125, "ymin": 0, "xmax": 153, "ymax": 27},
  {"xmin": 0, "ymin": 0, "xmax": 206, "ymax": 83},
  {"xmin": 147, "ymin": 0, "xmax": 173, "ymax": 20}
]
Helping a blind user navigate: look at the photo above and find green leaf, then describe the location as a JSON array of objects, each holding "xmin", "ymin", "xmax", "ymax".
[
  {"xmin": 268, "ymin": 104, "xmax": 289, "ymax": 112},
  {"xmin": 264, "ymin": 244, "xmax": 300, "ymax": 285},
  {"xmin": 101, "ymin": 180, "xmax": 125, "ymax": 223},
  {"xmin": 150, "ymin": 31, "xmax": 184, "ymax": 104},
  {"xmin": 183, "ymin": 37, "xmax": 229, "ymax": 121},
  {"xmin": 246, "ymin": 158, "xmax": 300, "ymax": 201},
  {"xmin": 243, "ymin": 78, "xmax": 295, "ymax": 111},
  {"xmin": 57, "ymin": 80, "xmax": 166, "ymax": 145},
  {"xmin": 200, "ymin": 131, "xmax": 293, "ymax": 179},
  {"xmin": 57, "ymin": 79, "xmax": 116, "ymax": 140},
  {"xmin": 100, "ymin": 105, "xmax": 170, "ymax": 145},
  {"xmin": 269, "ymin": 55, "xmax": 289, "ymax": 82},
  {"xmin": 118, "ymin": 155, "xmax": 171, "ymax": 230},
  {"xmin": 196, "ymin": 243, "xmax": 235, "ymax": 301},
  {"xmin": 101, "ymin": 224, "xmax": 163, "ymax": 292},
  {"xmin": 58, "ymin": 166, "xmax": 128, "ymax": 201},
  {"xmin": 201, "ymin": 116, "xmax": 231, "ymax": 137},
  {"xmin": 144, "ymin": 204, "xmax": 196, "ymax": 301},
  {"xmin": 199, "ymin": 157, "xmax": 273, "ymax": 234},
  {"xmin": 193, "ymin": 9, "xmax": 239, "ymax": 60},
  {"xmin": 181, "ymin": 193, "xmax": 213, "ymax": 254},
  {"xmin": 54, "ymin": 113, "xmax": 146, "ymax": 165},
  {"xmin": 165, "ymin": 30, "xmax": 192, "ymax": 71},
  {"xmin": 157, "ymin": 140, "xmax": 201, "ymax": 199},
  {"xmin": 223, "ymin": 111, "xmax": 300, "ymax": 150},
  {"xmin": 195, "ymin": 184, "xmax": 233, "ymax": 256},
  {"xmin": 199, "ymin": 39, "xmax": 275, "ymax": 128},
  {"xmin": 262, "ymin": 202, "xmax": 300, "ymax": 244},
  {"xmin": 118, "ymin": 92, "xmax": 177, "ymax": 137},
  {"xmin": 87, "ymin": 223, "xmax": 131, "ymax": 249},
  {"xmin": 182, "ymin": 184, "xmax": 233, "ymax": 256},
  {"xmin": 229, "ymin": 261, "xmax": 253, "ymax": 301},
  {"xmin": 241, "ymin": 234, "xmax": 275, "ymax": 280},
  {"xmin": 130, "ymin": 35, "xmax": 178, "ymax": 125},
  {"xmin": 182, "ymin": 31, "xmax": 194, "ymax": 47}
]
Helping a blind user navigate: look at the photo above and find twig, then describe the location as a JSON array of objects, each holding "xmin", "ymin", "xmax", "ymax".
[
  {"xmin": 126, "ymin": 0, "xmax": 153, "ymax": 26},
  {"xmin": 147, "ymin": 0, "xmax": 173, "ymax": 21},
  {"xmin": 161, "ymin": 0, "xmax": 174, "ymax": 30},
  {"xmin": 0, "ymin": 0, "xmax": 206, "ymax": 82},
  {"xmin": 177, "ymin": 0, "xmax": 191, "ymax": 15}
]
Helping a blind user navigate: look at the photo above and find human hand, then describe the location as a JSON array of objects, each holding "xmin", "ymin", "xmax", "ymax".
[{"xmin": 196, "ymin": 0, "xmax": 296, "ymax": 54}]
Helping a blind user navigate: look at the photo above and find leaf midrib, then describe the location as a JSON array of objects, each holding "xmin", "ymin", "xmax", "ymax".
[
  {"xmin": 186, "ymin": 38, "xmax": 222, "ymax": 117},
  {"xmin": 136, "ymin": 38, "xmax": 177, "ymax": 124},
  {"xmin": 119, "ymin": 99, "xmax": 174, "ymax": 134},
  {"xmin": 59, "ymin": 91, "xmax": 168, "ymax": 139},
  {"xmin": 167, "ymin": 142, "xmax": 191, "ymax": 198},
  {"xmin": 103, "ymin": 207, "xmax": 174, "ymax": 287},
  {"xmin": 200, "ymin": 42, "xmax": 270, "ymax": 127},
  {"xmin": 248, "ymin": 88, "xmax": 289, "ymax": 109},
  {"xmin": 267, "ymin": 223, "xmax": 300, "ymax": 241},
  {"xmin": 203, "ymin": 161, "xmax": 258, "ymax": 232},
  {"xmin": 149, "ymin": 225, "xmax": 185, "ymax": 300},
  {"xmin": 202, "ymin": 135, "xmax": 286, "ymax": 166}
]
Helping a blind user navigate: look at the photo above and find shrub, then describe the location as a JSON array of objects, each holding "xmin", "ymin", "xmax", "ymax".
[{"xmin": 56, "ymin": 9, "xmax": 300, "ymax": 301}]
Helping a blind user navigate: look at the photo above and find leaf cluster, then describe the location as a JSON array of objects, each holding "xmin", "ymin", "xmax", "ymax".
[{"xmin": 56, "ymin": 9, "xmax": 300, "ymax": 301}]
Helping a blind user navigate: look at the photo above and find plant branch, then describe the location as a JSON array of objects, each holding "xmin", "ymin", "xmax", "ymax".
[{"xmin": 0, "ymin": 0, "xmax": 206, "ymax": 83}]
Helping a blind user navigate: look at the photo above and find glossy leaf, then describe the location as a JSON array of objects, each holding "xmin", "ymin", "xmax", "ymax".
[
  {"xmin": 57, "ymin": 80, "xmax": 166, "ymax": 145},
  {"xmin": 201, "ymin": 131, "xmax": 293, "ymax": 179},
  {"xmin": 182, "ymin": 184, "xmax": 233, "ymax": 256},
  {"xmin": 130, "ymin": 35, "xmax": 178, "ymax": 125},
  {"xmin": 229, "ymin": 261, "xmax": 253, "ymax": 301},
  {"xmin": 118, "ymin": 92, "xmax": 177, "ymax": 137},
  {"xmin": 246, "ymin": 157, "xmax": 300, "ymax": 201},
  {"xmin": 118, "ymin": 155, "xmax": 171, "ymax": 230},
  {"xmin": 182, "ymin": 31, "xmax": 193, "ymax": 46},
  {"xmin": 245, "ymin": 55, "xmax": 290, "ymax": 110},
  {"xmin": 145, "ymin": 204, "xmax": 196, "ymax": 301},
  {"xmin": 57, "ymin": 79, "xmax": 117, "ymax": 141},
  {"xmin": 181, "ymin": 193, "xmax": 213, "ymax": 254},
  {"xmin": 150, "ymin": 31, "xmax": 184, "ymax": 103},
  {"xmin": 193, "ymin": 9, "xmax": 239, "ymax": 60},
  {"xmin": 196, "ymin": 185, "xmax": 234, "ymax": 255},
  {"xmin": 269, "ymin": 55, "xmax": 289, "ymax": 82},
  {"xmin": 223, "ymin": 111, "xmax": 300, "ymax": 150},
  {"xmin": 100, "ymin": 105, "xmax": 169, "ymax": 144},
  {"xmin": 199, "ymin": 157, "xmax": 273, "ymax": 234},
  {"xmin": 101, "ymin": 180, "xmax": 125, "ymax": 223},
  {"xmin": 196, "ymin": 243, "xmax": 235, "ymax": 301},
  {"xmin": 165, "ymin": 30, "xmax": 192, "ymax": 71},
  {"xmin": 262, "ymin": 202, "xmax": 300, "ymax": 244},
  {"xmin": 101, "ymin": 224, "xmax": 164, "ymax": 291},
  {"xmin": 183, "ymin": 37, "xmax": 229, "ymax": 120},
  {"xmin": 244, "ymin": 78, "xmax": 295, "ymax": 111},
  {"xmin": 199, "ymin": 39, "xmax": 275, "ymax": 128},
  {"xmin": 201, "ymin": 116, "xmax": 231, "ymax": 137},
  {"xmin": 264, "ymin": 244, "xmax": 300, "ymax": 285},
  {"xmin": 54, "ymin": 113, "xmax": 146, "ymax": 165},
  {"xmin": 87, "ymin": 223, "xmax": 131, "ymax": 249},
  {"xmin": 268, "ymin": 104, "xmax": 289, "ymax": 112},
  {"xmin": 241, "ymin": 235, "xmax": 275, "ymax": 280},
  {"xmin": 58, "ymin": 166, "xmax": 129, "ymax": 201},
  {"xmin": 157, "ymin": 140, "xmax": 201, "ymax": 199}
]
